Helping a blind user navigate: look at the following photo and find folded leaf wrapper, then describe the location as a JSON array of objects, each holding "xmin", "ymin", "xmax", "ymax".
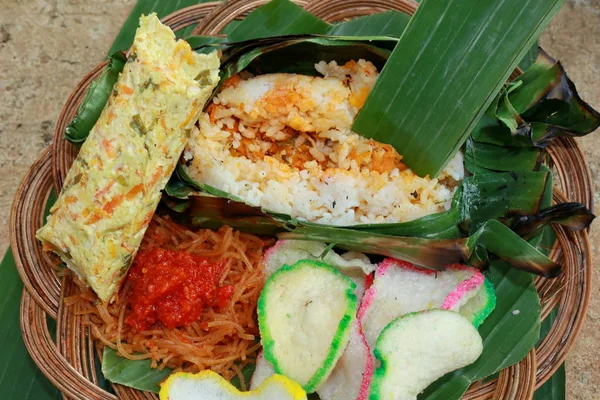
[
  {"xmin": 353, "ymin": 0, "xmax": 567, "ymax": 177},
  {"xmin": 60, "ymin": 1, "xmax": 597, "ymax": 281}
]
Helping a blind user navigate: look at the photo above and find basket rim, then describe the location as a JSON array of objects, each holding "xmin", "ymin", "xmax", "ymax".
[{"xmin": 10, "ymin": 1, "xmax": 595, "ymax": 399}]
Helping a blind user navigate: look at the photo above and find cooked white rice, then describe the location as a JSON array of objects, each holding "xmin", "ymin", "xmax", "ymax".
[{"xmin": 183, "ymin": 59, "xmax": 464, "ymax": 226}]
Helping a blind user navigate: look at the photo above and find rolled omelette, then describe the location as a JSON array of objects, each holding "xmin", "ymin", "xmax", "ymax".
[{"xmin": 36, "ymin": 14, "xmax": 220, "ymax": 302}]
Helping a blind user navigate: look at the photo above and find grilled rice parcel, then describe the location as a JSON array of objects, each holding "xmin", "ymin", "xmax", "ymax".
[
  {"xmin": 36, "ymin": 14, "xmax": 220, "ymax": 302},
  {"xmin": 183, "ymin": 60, "xmax": 464, "ymax": 226}
]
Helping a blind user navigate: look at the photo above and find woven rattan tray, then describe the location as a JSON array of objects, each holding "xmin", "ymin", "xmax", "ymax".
[{"xmin": 10, "ymin": 1, "xmax": 593, "ymax": 399}]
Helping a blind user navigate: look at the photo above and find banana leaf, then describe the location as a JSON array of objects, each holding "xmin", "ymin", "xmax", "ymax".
[
  {"xmin": 223, "ymin": 36, "xmax": 394, "ymax": 76},
  {"xmin": 64, "ymin": 51, "xmax": 126, "ymax": 143},
  {"xmin": 166, "ymin": 167, "xmax": 593, "ymax": 278},
  {"xmin": 279, "ymin": 219, "xmax": 560, "ymax": 277},
  {"xmin": 327, "ymin": 11, "xmax": 410, "ymax": 37},
  {"xmin": 467, "ymin": 50, "xmax": 599, "ymax": 176},
  {"xmin": 533, "ymin": 308, "xmax": 566, "ymax": 400},
  {"xmin": 184, "ymin": 36, "xmax": 228, "ymax": 54},
  {"xmin": 475, "ymin": 50, "xmax": 600, "ymax": 148},
  {"xmin": 167, "ymin": 166, "xmax": 588, "ymax": 269},
  {"xmin": 527, "ymin": 166, "xmax": 554, "ymax": 250},
  {"xmin": 518, "ymin": 42, "xmax": 540, "ymax": 72},
  {"xmin": 160, "ymin": 196, "xmax": 288, "ymax": 236},
  {"xmin": 464, "ymin": 138, "xmax": 541, "ymax": 173},
  {"xmin": 510, "ymin": 202, "xmax": 595, "ymax": 237},
  {"xmin": 459, "ymin": 171, "xmax": 549, "ymax": 233},
  {"xmin": 352, "ymin": 0, "xmax": 566, "ymax": 177},
  {"xmin": 223, "ymin": 0, "xmax": 410, "ymax": 41},
  {"xmin": 59, "ymin": 0, "xmax": 596, "ymax": 279},
  {"xmin": 102, "ymin": 347, "xmax": 255, "ymax": 394},
  {"xmin": 101, "ymin": 349, "xmax": 171, "ymax": 393},
  {"xmin": 0, "ymin": 251, "xmax": 62, "ymax": 399},
  {"xmin": 471, "ymin": 114, "xmax": 533, "ymax": 148},
  {"xmin": 224, "ymin": 0, "xmax": 330, "ymax": 41},
  {"xmin": 534, "ymin": 364, "xmax": 566, "ymax": 400}
]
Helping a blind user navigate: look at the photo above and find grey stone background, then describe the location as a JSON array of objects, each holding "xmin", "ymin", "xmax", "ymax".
[{"xmin": 0, "ymin": 0, "xmax": 598, "ymax": 398}]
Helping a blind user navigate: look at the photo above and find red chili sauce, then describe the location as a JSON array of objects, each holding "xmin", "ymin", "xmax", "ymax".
[{"xmin": 125, "ymin": 248, "xmax": 234, "ymax": 331}]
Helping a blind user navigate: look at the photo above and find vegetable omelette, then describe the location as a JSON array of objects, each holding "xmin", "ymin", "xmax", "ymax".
[{"xmin": 36, "ymin": 14, "xmax": 220, "ymax": 302}]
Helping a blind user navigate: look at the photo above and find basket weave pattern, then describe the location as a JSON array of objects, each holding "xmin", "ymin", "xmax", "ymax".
[{"xmin": 9, "ymin": 1, "xmax": 593, "ymax": 399}]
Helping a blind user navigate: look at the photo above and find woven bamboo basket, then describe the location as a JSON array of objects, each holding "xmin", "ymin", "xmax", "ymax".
[{"xmin": 9, "ymin": 1, "xmax": 593, "ymax": 399}]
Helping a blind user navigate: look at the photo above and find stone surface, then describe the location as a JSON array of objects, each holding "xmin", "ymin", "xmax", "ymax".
[{"xmin": 0, "ymin": 0, "xmax": 598, "ymax": 398}]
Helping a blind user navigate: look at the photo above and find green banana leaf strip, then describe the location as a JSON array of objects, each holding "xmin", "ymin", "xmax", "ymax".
[
  {"xmin": 222, "ymin": 35, "xmax": 398, "ymax": 72},
  {"xmin": 498, "ymin": 51, "xmax": 563, "ymax": 123},
  {"xmin": 235, "ymin": 38, "xmax": 392, "ymax": 76},
  {"xmin": 510, "ymin": 202, "xmax": 595, "ymax": 237},
  {"xmin": 164, "ymin": 173, "xmax": 196, "ymax": 199},
  {"xmin": 471, "ymin": 114, "xmax": 534, "ymax": 148},
  {"xmin": 523, "ymin": 82, "xmax": 600, "ymax": 145},
  {"xmin": 536, "ymin": 225, "xmax": 557, "ymax": 257},
  {"xmin": 166, "ymin": 167, "xmax": 591, "ymax": 275},
  {"xmin": 420, "ymin": 260, "xmax": 541, "ymax": 399},
  {"xmin": 223, "ymin": 0, "xmax": 411, "ymax": 40},
  {"xmin": 534, "ymin": 364, "xmax": 566, "ymax": 400},
  {"xmin": 464, "ymin": 138, "xmax": 540, "ymax": 173},
  {"xmin": 184, "ymin": 36, "xmax": 228, "ymax": 54},
  {"xmin": 346, "ymin": 206, "xmax": 462, "ymax": 239},
  {"xmin": 485, "ymin": 50, "xmax": 600, "ymax": 147},
  {"xmin": 161, "ymin": 195, "xmax": 289, "ymax": 237},
  {"xmin": 328, "ymin": 11, "xmax": 410, "ymax": 38},
  {"xmin": 466, "ymin": 220, "xmax": 559, "ymax": 277},
  {"xmin": 460, "ymin": 171, "xmax": 549, "ymax": 233},
  {"xmin": 101, "ymin": 348, "xmax": 171, "ymax": 393},
  {"xmin": 496, "ymin": 81, "xmax": 528, "ymax": 133},
  {"xmin": 0, "ymin": 251, "xmax": 62, "ymax": 399},
  {"xmin": 519, "ymin": 51, "xmax": 600, "ymax": 134},
  {"xmin": 518, "ymin": 42, "xmax": 540, "ymax": 72},
  {"xmin": 527, "ymin": 165, "xmax": 553, "ymax": 249},
  {"xmin": 209, "ymin": 34, "xmax": 391, "ymax": 66},
  {"xmin": 533, "ymin": 307, "xmax": 565, "ymax": 399},
  {"xmin": 419, "ymin": 373, "xmax": 471, "ymax": 400},
  {"xmin": 101, "ymin": 348, "xmax": 255, "ymax": 393},
  {"xmin": 224, "ymin": 0, "xmax": 330, "ymax": 41},
  {"xmin": 165, "ymin": 178, "xmax": 564, "ymax": 277},
  {"xmin": 174, "ymin": 163, "xmax": 245, "ymax": 202},
  {"xmin": 64, "ymin": 51, "xmax": 126, "ymax": 143},
  {"xmin": 352, "ymin": 0, "xmax": 566, "ymax": 177},
  {"xmin": 279, "ymin": 219, "xmax": 560, "ymax": 277}
]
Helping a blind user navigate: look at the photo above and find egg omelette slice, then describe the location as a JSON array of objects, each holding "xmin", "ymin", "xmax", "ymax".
[{"xmin": 36, "ymin": 13, "xmax": 220, "ymax": 302}]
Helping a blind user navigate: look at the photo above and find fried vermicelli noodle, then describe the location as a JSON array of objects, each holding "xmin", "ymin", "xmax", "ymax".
[{"xmin": 63, "ymin": 215, "xmax": 270, "ymax": 387}]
